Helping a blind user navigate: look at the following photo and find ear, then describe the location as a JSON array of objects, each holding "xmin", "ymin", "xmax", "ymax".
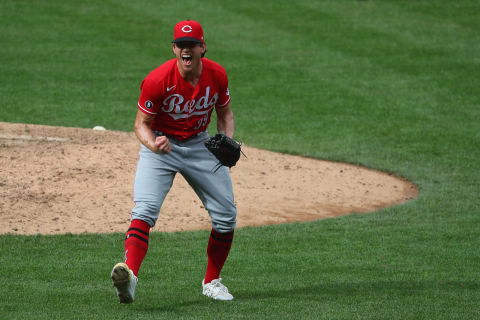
[
  {"xmin": 172, "ymin": 43, "xmax": 176, "ymax": 55},
  {"xmin": 201, "ymin": 42, "xmax": 207, "ymax": 54}
]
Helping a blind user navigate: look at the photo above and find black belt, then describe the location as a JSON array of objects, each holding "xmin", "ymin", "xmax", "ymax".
[{"xmin": 154, "ymin": 131, "xmax": 204, "ymax": 141}]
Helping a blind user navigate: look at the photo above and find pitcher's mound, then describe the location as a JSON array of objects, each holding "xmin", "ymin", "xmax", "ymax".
[{"xmin": 0, "ymin": 122, "xmax": 417, "ymax": 235}]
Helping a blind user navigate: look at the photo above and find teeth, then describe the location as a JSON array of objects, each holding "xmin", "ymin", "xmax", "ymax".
[{"xmin": 182, "ymin": 54, "xmax": 192, "ymax": 59}]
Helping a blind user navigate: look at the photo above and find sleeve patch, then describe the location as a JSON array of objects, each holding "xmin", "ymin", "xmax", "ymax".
[
  {"xmin": 138, "ymin": 102, "xmax": 157, "ymax": 115},
  {"xmin": 145, "ymin": 100, "xmax": 154, "ymax": 109}
]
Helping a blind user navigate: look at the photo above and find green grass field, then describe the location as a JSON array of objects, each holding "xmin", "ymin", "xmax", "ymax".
[{"xmin": 1, "ymin": 0, "xmax": 479, "ymax": 319}]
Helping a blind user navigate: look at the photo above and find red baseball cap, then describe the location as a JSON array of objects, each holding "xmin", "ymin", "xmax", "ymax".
[{"xmin": 173, "ymin": 20, "xmax": 204, "ymax": 43}]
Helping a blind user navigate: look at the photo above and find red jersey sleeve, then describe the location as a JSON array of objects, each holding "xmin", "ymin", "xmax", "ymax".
[
  {"xmin": 137, "ymin": 76, "xmax": 163, "ymax": 115},
  {"xmin": 216, "ymin": 69, "xmax": 230, "ymax": 108}
]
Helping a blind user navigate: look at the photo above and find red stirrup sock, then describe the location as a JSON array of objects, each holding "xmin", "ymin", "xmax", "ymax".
[
  {"xmin": 204, "ymin": 229, "xmax": 234, "ymax": 284},
  {"xmin": 124, "ymin": 219, "xmax": 150, "ymax": 277}
]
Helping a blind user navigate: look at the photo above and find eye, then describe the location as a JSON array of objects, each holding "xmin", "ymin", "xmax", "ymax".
[{"xmin": 177, "ymin": 42, "xmax": 197, "ymax": 49}]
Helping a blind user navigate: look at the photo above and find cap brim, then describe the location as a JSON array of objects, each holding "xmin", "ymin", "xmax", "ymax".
[{"xmin": 172, "ymin": 37, "xmax": 203, "ymax": 43}]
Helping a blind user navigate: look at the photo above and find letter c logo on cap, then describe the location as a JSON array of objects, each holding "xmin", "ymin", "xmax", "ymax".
[{"xmin": 181, "ymin": 25, "xmax": 192, "ymax": 33}]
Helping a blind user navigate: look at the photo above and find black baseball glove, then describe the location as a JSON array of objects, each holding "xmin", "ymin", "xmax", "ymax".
[{"xmin": 204, "ymin": 133, "xmax": 244, "ymax": 172}]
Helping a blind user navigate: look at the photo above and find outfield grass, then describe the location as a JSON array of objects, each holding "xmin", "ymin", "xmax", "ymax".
[{"xmin": 1, "ymin": 0, "xmax": 479, "ymax": 319}]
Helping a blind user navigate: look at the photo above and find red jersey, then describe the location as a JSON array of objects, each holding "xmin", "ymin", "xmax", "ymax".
[{"xmin": 137, "ymin": 58, "xmax": 230, "ymax": 140}]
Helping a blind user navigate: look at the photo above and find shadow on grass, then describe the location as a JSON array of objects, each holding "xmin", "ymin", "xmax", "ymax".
[
  {"xmin": 126, "ymin": 280, "xmax": 479, "ymax": 314},
  {"xmin": 233, "ymin": 280, "xmax": 479, "ymax": 300}
]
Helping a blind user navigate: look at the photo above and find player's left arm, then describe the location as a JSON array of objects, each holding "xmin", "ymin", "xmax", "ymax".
[{"xmin": 216, "ymin": 104, "xmax": 235, "ymax": 139}]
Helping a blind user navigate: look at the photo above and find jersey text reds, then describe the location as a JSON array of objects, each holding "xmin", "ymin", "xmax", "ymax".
[{"xmin": 137, "ymin": 58, "xmax": 230, "ymax": 140}]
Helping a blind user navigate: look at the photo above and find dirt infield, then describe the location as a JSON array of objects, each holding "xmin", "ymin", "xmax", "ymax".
[{"xmin": 0, "ymin": 122, "xmax": 418, "ymax": 235}]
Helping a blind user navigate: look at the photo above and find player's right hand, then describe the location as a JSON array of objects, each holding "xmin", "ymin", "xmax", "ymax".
[{"xmin": 154, "ymin": 136, "xmax": 171, "ymax": 154}]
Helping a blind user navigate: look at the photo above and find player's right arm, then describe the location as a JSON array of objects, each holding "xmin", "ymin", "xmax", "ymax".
[{"xmin": 134, "ymin": 110, "xmax": 171, "ymax": 154}]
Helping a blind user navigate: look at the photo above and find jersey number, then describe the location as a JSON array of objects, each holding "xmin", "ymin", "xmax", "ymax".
[{"xmin": 194, "ymin": 115, "xmax": 208, "ymax": 130}]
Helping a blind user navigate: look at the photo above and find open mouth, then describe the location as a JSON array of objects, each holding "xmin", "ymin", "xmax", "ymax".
[{"xmin": 182, "ymin": 54, "xmax": 192, "ymax": 66}]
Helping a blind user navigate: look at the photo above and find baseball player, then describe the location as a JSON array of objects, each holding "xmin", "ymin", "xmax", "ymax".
[{"xmin": 110, "ymin": 20, "xmax": 236, "ymax": 303}]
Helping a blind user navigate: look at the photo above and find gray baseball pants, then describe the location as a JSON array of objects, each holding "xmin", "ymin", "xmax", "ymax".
[{"xmin": 130, "ymin": 131, "xmax": 237, "ymax": 233}]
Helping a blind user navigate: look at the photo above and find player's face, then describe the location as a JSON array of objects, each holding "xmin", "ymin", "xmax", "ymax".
[{"xmin": 173, "ymin": 41, "xmax": 205, "ymax": 72}]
